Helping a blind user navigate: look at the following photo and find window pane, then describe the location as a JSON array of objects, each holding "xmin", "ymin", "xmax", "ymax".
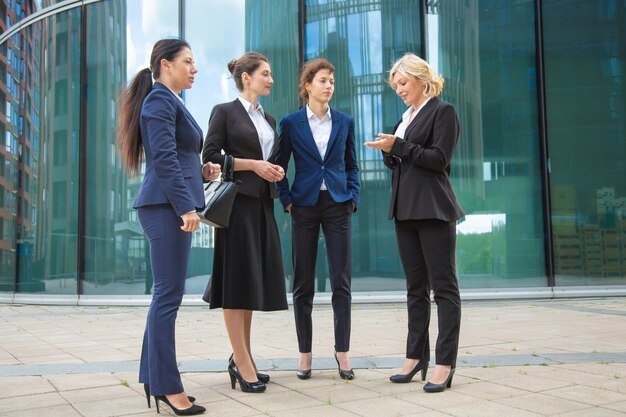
[
  {"xmin": 7, "ymin": 10, "xmax": 82, "ymax": 294},
  {"xmin": 302, "ymin": 0, "xmax": 423, "ymax": 292},
  {"xmin": 183, "ymin": 0, "xmax": 300, "ymax": 293},
  {"xmin": 425, "ymin": 1, "xmax": 547, "ymax": 287},
  {"xmin": 544, "ymin": 1, "xmax": 626, "ymax": 285},
  {"xmin": 82, "ymin": 0, "xmax": 179, "ymax": 295}
]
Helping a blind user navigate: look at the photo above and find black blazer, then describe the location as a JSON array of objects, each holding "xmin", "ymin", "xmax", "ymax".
[
  {"xmin": 202, "ymin": 99, "xmax": 279, "ymax": 199},
  {"xmin": 383, "ymin": 98, "xmax": 465, "ymax": 221}
]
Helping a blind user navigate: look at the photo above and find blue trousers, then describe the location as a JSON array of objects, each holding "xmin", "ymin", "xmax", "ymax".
[{"xmin": 137, "ymin": 204, "xmax": 191, "ymax": 395}]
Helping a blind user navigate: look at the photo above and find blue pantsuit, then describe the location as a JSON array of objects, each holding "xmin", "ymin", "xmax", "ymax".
[{"xmin": 134, "ymin": 82, "xmax": 205, "ymax": 396}]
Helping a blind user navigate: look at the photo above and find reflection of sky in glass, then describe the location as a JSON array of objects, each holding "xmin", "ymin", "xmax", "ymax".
[
  {"xmin": 184, "ymin": 0, "xmax": 245, "ymax": 130},
  {"xmin": 426, "ymin": 13, "xmax": 439, "ymax": 72},
  {"xmin": 347, "ymin": 11, "xmax": 382, "ymax": 76},
  {"xmin": 457, "ymin": 214, "xmax": 506, "ymax": 235},
  {"xmin": 125, "ymin": 0, "xmax": 179, "ymax": 79},
  {"xmin": 305, "ymin": 21, "xmax": 320, "ymax": 59}
]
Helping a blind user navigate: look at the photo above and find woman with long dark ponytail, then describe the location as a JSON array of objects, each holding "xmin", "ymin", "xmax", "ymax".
[{"xmin": 117, "ymin": 38, "xmax": 219, "ymax": 415}]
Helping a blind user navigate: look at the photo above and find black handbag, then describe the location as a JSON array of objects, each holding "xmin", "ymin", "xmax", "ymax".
[{"xmin": 200, "ymin": 155, "xmax": 239, "ymax": 228}]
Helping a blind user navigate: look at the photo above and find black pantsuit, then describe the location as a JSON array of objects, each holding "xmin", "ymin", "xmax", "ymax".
[
  {"xmin": 291, "ymin": 191, "xmax": 353, "ymax": 352},
  {"xmin": 383, "ymin": 98, "xmax": 465, "ymax": 367},
  {"xmin": 395, "ymin": 219, "xmax": 461, "ymax": 365}
]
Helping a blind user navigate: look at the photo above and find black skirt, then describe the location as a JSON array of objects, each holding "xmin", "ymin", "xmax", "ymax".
[{"xmin": 208, "ymin": 192, "xmax": 288, "ymax": 311}]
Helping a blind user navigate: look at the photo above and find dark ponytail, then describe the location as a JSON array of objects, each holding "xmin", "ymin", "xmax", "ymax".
[{"xmin": 117, "ymin": 38, "xmax": 191, "ymax": 176}]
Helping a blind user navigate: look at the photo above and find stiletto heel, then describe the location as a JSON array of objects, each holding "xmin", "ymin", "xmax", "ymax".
[
  {"xmin": 423, "ymin": 368, "xmax": 455, "ymax": 393},
  {"xmin": 228, "ymin": 360, "xmax": 266, "ymax": 393},
  {"xmin": 154, "ymin": 395, "xmax": 206, "ymax": 415},
  {"xmin": 229, "ymin": 371, "xmax": 236, "ymax": 389},
  {"xmin": 334, "ymin": 351, "xmax": 354, "ymax": 380},
  {"xmin": 389, "ymin": 361, "xmax": 429, "ymax": 383},
  {"xmin": 143, "ymin": 383, "xmax": 151, "ymax": 408},
  {"xmin": 143, "ymin": 383, "xmax": 195, "ymax": 406}
]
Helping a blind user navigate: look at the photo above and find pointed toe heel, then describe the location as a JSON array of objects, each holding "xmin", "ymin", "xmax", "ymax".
[
  {"xmin": 334, "ymin": 352, "xmax": 354, "ymax": 381},
  {"xmin": 154, "ymin": 395, "xmax": 205, "ymax": 415},
  {"xmin": 296, "ymin": 369, "xmax": 311, "ymax": 380},
  {"xmin": 423, "ymin": 368, "xmax": 455, "ymax": 393},
  {"xmin": 389, "ymin": 361, "xmax": 429, "ymax": 383}
]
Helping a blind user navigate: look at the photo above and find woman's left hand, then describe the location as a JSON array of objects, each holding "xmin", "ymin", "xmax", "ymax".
[
  {"xmin": 181, "ymin": 211, "xmax": 201, "ymax": 232},
  {"xmin": 202, "ymin": 162, "xmax": 221, "ymax": 181},
  {"xmin": 364, "ymin": 133, "xmax": 396, "ymax": 153}
]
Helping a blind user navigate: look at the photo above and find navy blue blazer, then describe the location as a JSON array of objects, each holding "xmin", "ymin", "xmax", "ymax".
[
  {"xmin": 275, "ymin": 107, "xmax": 360, "ymax": 209},
  {"xmin": 133, "ymin": 82, "xmax": 204, "ymax": 216}
]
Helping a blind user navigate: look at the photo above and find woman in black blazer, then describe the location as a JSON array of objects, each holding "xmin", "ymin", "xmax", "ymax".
[
  {"xmin": 366, "ymin": 53, "xmax": 464, "ymax": 393},
  {"xmin": 202, "ymin": 52, "xmax": 288, "ymax": 393}
]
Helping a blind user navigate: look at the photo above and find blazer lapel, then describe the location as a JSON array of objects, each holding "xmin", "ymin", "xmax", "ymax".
[
  {"xmin": 298, "ymin": 107, "xmax": 323, "ymax": 162},
  {"xmin": 265, "ymin": 113, "xmax": 280, "ymax": 159},
  {"xmin": 324, "ymin": 109, "xmax": 342, "ymax": 161},
  {"xmin": 233, "ymin": 99, "xmax": 263, "ymax": 156},
  {"xmin": 404, "ymin": 99, "xmax": 436, "ymax": 139},
  {"xmin": 180, "ymin": 105, "xmax": 203, "ymax": 152}
]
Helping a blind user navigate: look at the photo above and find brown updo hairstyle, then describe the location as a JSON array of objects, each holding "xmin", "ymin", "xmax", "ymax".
[
  {"xmin": 298, "ymin": 58, "xmax": 335, "ymax": 102},
  {"xmin": 227, "ymin": 52, "xmax": 270, "ymax": 92},
  {"xmin": 388, "ymin": 53, "xmax": 444, "ymax": 98}
]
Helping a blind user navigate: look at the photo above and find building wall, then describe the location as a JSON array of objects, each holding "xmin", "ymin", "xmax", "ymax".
[{"xmin": 0, "ymin": 0, "xmax": 625, "ymax": 299}]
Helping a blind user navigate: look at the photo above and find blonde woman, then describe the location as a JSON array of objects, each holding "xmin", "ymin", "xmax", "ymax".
[{"xmin": 366, "ymin": 53, "xmax": 464, "ymax": 392}]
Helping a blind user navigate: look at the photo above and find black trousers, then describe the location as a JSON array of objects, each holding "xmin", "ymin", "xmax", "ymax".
[
  {"xmin": 395, "ymin": 218, "xmax": 461, "ymax": 366},
  {"xmin": 291, "ymin": 191, "xmax": 353, "ymax": 353}
]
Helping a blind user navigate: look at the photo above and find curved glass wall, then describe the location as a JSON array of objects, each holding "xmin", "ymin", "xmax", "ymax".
[
  {"xmin": 1, "ymin": 0, "xmax": 625, "ymax": 300},
  {"xmin": 1, "ymin": 7, "xmax": 82, "ymax": 294}
]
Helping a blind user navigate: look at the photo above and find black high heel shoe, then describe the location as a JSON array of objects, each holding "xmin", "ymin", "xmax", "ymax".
[
  {"xmin": 423, "ymin": 368, "xmax": 455, "ymax": 393},
  {"xmin": 229, "ymin": 353, "xmax": 270, "ymax": 383},
  {"xmin": 143, "ymin": 384, "xmax": 196, "ymax": 407},
  {"xmin": 154, "ymin": 395, "xmax": 205, "ymax": 415},
  {"xmin": 296, "ymin": 353, "xmax": 312, "ymax": 380},
  {"xmin": 389, "ymin": 361, "xmax": 429, "ymax": 383},
  {"xmin": 334, "ymin": 351, "xmax": 354, "ymax": 380},
  {"xmin": 228, "ymin": 360, "xmax": 266, "ymax": 393},
  {"xmin": 296, "ymin": 369, "xmax": 312, "ymax": 380}
]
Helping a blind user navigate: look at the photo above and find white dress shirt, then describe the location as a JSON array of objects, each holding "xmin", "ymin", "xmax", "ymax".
[
  {"xmin": 306, "ymin": 105, "xmax": 332, "ymax": 190},
  {"xmin": 238, "ymin": 96, "xmax": 275, "ymax": 161},
  {"xmin": 394, "ymin": 97, "xmax": 431, "ymax": 139}
]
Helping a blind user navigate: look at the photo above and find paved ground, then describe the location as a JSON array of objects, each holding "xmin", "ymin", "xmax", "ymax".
[{"xmin": 0, "ymin": 298, "xmax": 625, "ymax": 416}]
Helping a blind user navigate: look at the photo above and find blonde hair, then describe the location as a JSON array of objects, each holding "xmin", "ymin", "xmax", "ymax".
[{"xmin": 388, "ymin": 53, "xmax": 444, "ymax": 98}]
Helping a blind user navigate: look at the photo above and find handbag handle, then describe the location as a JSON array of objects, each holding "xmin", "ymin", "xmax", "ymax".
[{"xmin": 223, "ymin": 155, "xmax": 235, "ymax": 182}]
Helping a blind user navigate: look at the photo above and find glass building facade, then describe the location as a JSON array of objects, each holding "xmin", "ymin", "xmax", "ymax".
[{"xmin": 1, "ymin": 0, "xmax": 625, "ymax": 303}]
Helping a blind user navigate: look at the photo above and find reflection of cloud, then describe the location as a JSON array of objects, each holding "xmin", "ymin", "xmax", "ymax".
[
  {"xmin": 457, "ymin": 213, "xmax": 506, "ymax": 235},
  {"xmin": 184, "ymin": 0, "xmax": 245, "ymax": 128},
  {"xmin": 126, "ymin": 0, "xmax": 179, "ymax": 79}
]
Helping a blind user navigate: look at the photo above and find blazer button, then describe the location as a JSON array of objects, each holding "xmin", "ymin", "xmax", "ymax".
[{"xmin": 321, "ymin": 165, "xmax": 325, "ymax": 169}]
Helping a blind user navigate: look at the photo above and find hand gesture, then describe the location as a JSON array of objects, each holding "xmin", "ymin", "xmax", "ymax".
[
  {"xmin": 364, "ymin": 132, "xmax": 396, "ymax": 153},
  {"xmin": 254, "ymin": 160, "xmax": 285, "ymax": 182}
]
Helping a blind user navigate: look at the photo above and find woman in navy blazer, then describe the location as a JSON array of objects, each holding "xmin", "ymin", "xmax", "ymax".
[
  {"xmin": 276, "ymin": 58, "xmax": 360, "ymax": 380},
  {"xmin": 366, "ymin": 53, "xmax": 464, "ymax": 393},
  {"xmin": 117, "ymin": 39, "xmax": 218, "ymax": 415}
]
